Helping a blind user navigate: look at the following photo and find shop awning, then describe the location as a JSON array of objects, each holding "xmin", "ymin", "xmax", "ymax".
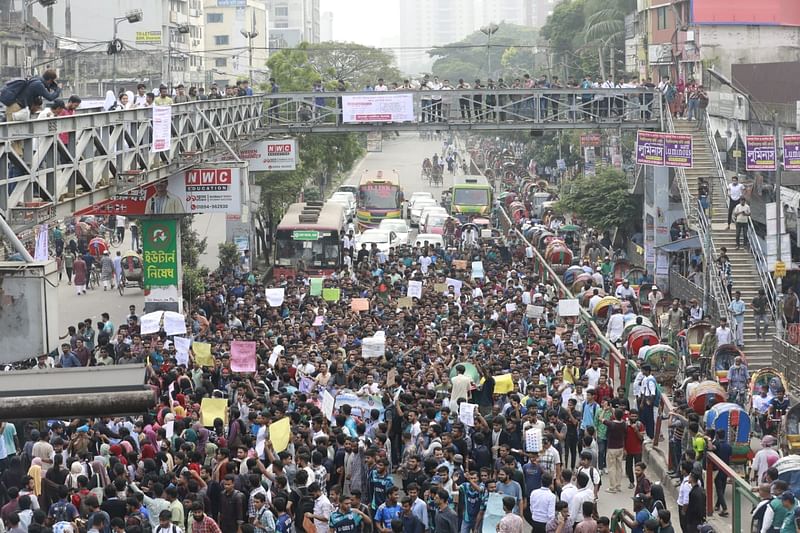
[{"xmin": 656, "ymin": 236, "xmax": 701, "ymax": 253}]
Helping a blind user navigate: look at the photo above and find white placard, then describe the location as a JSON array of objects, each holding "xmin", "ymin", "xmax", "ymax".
[
  {"xmin": 238, "ymin": 139, "xmax": 297, "ymax": 172},
  {"xmin": 342, "ymin": 93, "xmax": 415, "ymax": 123},
  {"xmin": 140, "ymin": 311, "xmax": 162, "ymax": 335},
  {"xmin": 163, "ymin": 311, "xmax": 186, "ymax": 336},
  {"xmin": 152, "ymin": 105, "xmax": 172, "ymax": 153},
  {"xmin": 268, "ymin": 346, "xmax": 282, "ymax": 367},
  {"xmin": 558, "ymin": 298, "xmax": 581, "ymax": 317},
  {"xmin": 445, "ymin": 277, "xmax": 462, "ymax": 296},
  {"xmin": 322, "ymin": 389, "xmax": 336, "ymax": 420},
  {"xmin": 525, "ymin": 428, "xmax": 543, "ymax": 452},
  {"xmin": 361, "ymin": 334, "xmax": 386, "ymax": 358},
  {"xmin": 265, "ymin": 288, "xmax": 286, "ymax": 307},
  {"xmin": 407, "ymin": 280, "xmax": 423, "ymax": 299},
  {"xmin": 174, "ymin": 336, "xmax": 192, "ymax": 366},
  {"xmin": 505, "ymin": 302, "xmax": 517, "ymax": 313},
  {"xmin": 458, "ymin": 402, "xmax": 477, "ymax": 427},
  {"xmin": 472, "ymin": 261, "xmax": 485, "ymax": 278}
]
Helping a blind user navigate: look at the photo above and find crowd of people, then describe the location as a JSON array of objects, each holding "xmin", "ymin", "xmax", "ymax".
[{"xmin": 8, "ymin": 206, "xmax": 720, "ymax": 533}]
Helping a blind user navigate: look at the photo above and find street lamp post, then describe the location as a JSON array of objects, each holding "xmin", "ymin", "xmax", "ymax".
[
  {"xmin": 240, "ymin": 28, "xmax": 258, "ymax": 87},
  {"xmin": 480, "ymin": 23, "xmax": 499, "ymax": 78},
  {"xmin": 111, "ymin": 9, "xmax": 143, "ymax": 93},
  {"xmin": 167, "ymin": 24, "xmax": 191, "ymax": 90}
]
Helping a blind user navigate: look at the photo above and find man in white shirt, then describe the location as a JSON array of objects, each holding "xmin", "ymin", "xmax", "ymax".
[
  {"xmin": 606, "ymin": 307, "xmax": 625, "ymax": 344},
  {"xmin": 715, "ymin": 317, "xmax": 733, "ymax": 346},
  {"xmin": 727, "ymin": 175, "xmax": 745, "ymax": 230},
  {"xmin": 588, "ymin": 289, "xmax": 603, "ymax": 314},
  {"xmin": 568, "ymin": 473, "xmax": 595, "ymax": 526},
  {"xmin": 615, "ymin": 280, "xmax": 635, "ymax": 304},
  {"xmin": 560, "ymin": 471, "xmax": 577, "ymax": 505},
  {"xmin": 529, "ymin": 473, "xmax": 556, "ymax": 531},
  {"xmin": 374, "ymin": 78, "xmax": 388, "ymax": 92},
  {"xmin": 584, "ymin": 359, "xmax": 602, "ymax": 389}
]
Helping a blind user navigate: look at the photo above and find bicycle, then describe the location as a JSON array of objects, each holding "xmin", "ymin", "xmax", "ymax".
[{"xmin": 88, "ymin": 265, "xmax": 100, "ymax": 290}]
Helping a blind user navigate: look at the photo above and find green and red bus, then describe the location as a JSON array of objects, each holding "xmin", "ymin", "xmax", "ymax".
[
  {"xmin": 273, "ymin": 201, "xmax": 347, "ymax": 279},
  {"xmin": 356, "ymin": 170, "xmax": 404, "ymax": 231}
]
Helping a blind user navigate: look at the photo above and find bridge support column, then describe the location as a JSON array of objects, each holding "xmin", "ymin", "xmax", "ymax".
[
  {"xmin": 643, "ymin": 166, "xmax": 672, "ymax": 288},
  {"xmin": 141, "ymin": 217, "xmax": 183, "ymax": 313}
]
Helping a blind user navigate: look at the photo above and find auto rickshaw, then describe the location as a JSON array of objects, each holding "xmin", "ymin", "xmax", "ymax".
[
  {"xmin": 625, "ymin": 267, "xmax": 647, "ymax": 286},
  {"xmin": 117, "ymin": 250, "xmax": 143, "ymax": 295},
  {"xmin": 687, "ymin": 380, "xmax": 727, "ymax": 414},
  {"xmin": 704, "ymin": 402, "xmax": 753, "ymax": 469},
  {"xmin": 750, "ymin": 368, "xmax": 788, "ymax": 405},
  {"xmin": 637, "ymin": 283, "xmax": 654, "ymax": 316},
  {"xmin": 88, "ymin": 236, "xmax": 109, "ymax": 257},
  {"xmin": 581, "ymin": 289, "xmax": 605, "ymax": 308},
  {"xmin": 774, "ymin": 456, "xmax": 800, "ymax": 495},
  {"xmin": 571, "ymin": 273, "xmax": 594, "ymax": 293},
  {"xmin": 509, "ymin": 201, "xmax": 527, "ymax": 223},
  {"xmin": 613, "ymin": 259, "xmax": 632, "ymax": 284},
  {"xmin": 783, "ymin": 404, "xmax": 800, "ymax": 455},
  {"xmin": 545, "ymin": 240, "xmax": 573, "ymax": 274},
  {"xmin": 643, "ymin": 344, "xmax": 680, "ymax": 388}
]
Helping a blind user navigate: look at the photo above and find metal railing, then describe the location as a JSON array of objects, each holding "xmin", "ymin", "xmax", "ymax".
[
  {"xmin": 704, "ymin": 451, "xmax": 759, "ymax": 533},
  {"xmin": 496, "ymin": 207, "xmax": 629, "ymax": 390},
  {"xmin": 259, "ymin": 88, "xmax": 663, "ymax": 133},
  {"xmin": 702, "ymin": 110, "xmax": 779, "ymax": 324},
  {"xmin": 665, "ymin": 112, "xmax": 734, "ymax": 326}
]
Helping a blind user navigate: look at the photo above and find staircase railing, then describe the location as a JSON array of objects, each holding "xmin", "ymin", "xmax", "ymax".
[
  {"xmin": 665, "ymin": 112, "xmax": 734, "ymax": 324},
  {"xmin": 701, "ymin": 110, "xmax": 779, "ymax": 324}
]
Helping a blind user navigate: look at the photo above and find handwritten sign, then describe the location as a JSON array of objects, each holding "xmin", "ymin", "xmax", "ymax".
[
  {"xmin": 351, "ymin": 298, "xmax": 370, "ymax": 312},
  {"xmin": 230, "ymin": 340, "xmax": 256, "ymax": 372},
  {"xmin": 407, "ymin": 281, "xmax": 423, "ymax": 299}
]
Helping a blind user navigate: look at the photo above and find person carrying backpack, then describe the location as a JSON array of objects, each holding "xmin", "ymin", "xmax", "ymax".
[
  {"xmin": 48, "ymin": 485, "xmax": 79, "ymax": 527},
  {"xmin": 1, "ymin": 69, "xmax": 61, "ymax": 122}
]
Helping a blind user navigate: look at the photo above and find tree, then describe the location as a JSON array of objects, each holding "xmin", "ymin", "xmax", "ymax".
[
  {"xmin": 557, "ymin": 167, "xmax": 639, "ymax": 231},
  {"xmin": 218, "ymin": 242, "xmax": 240, "ymax": 274},
  {"xmin": 266, "ymin": 42, "xmax": 401, "ymax": 90},
  {"xmin": 428, "ymin": 23, "xmax": 539, "ymax": 81},
  {"xmin": 180, "ymin": 216, "xmax": 208, "ymax": 302}
]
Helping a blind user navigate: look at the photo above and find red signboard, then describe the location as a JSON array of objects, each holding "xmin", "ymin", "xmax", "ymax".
[
  {"xmin": 581, "ymin": 133, "xmax": 602, "ymax": 147},
  {"xmin": 692, "ymin": 0, "xmax": 800, "ymax": 26}
]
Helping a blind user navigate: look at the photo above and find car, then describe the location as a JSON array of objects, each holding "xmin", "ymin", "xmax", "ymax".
[
  {"xmin": 409, "ymin": 198, "xmax": 438, "ymax": 225},
  {"xmin": 378, "ymin": 219, "xmax": 410, "ymax": 245},
  {"xmin": 414, "ymin": 233, "xmax": 445, "ymax": 249},
  {"xmin": 338, "ymin": 184, "xmax": 358, "ymax": 196},
  {"xmin": 329, "ymin": 192, "xmax": 356, "ymax": 218},
  {"xmin": 408, "ymin": 191, "xmax": 434, "ymax": 206},
  {"xmin": 418, "ymin": 206, "xmax": 449, "ymax": 231},
  {"xmin": 357, "ymin": 229, "xmax": 399, "ymax": 254},
  {"xmin": 419, "ymin": 212, "xmax": 450, "ymax": 235}
]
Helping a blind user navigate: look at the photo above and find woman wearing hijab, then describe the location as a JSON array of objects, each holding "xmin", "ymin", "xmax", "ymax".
[
  {"xmin": 89, "ymin": 459, "xmax": 110, "ymax": 490},
  {"xmin": 66, "ymin": 461, "xmax": 83, "ymax": 491},
  {"xmin": 45, "ymin": 455, "xmax": 67, "ymax": 486},
  {"xmin": 108, "ymin": 444, "xmax": 127, "ymax": 466}
]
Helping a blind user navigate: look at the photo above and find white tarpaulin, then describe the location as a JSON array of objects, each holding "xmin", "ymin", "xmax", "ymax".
[
  {"xmin": 152, "ymin": 105, "xmax": 172, "ymax": 153},
  {"xmin": 265, "ymin": 288, "xmax": 286, "ymax": 307},
  {"xmin": 362, "ymin": 332, "xmax": 386, "ymax": 358},
  {"xmin": 238, "ymin": 140, "xmax": 298, "ymax": 171},
  {"xmin": 163, "ymin": 311, "xmax": 187, "ymax": 336},
  {"xmin": 342, "ymin": 93, "xmax": 415, "ymax": 123},
  {"xmin": 140, "ymin": 311, "xmax": 162, "ymax": 335}
]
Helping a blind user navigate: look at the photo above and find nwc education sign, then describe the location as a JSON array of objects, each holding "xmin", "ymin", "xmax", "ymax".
[{"xmin": 238, "ymin": 140, "xmax": 297, "ymax": 171}]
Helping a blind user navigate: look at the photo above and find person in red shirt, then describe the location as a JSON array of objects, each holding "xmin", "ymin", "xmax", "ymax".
[
  {"xmin": 594, "ymin": 376, "xmax": 613, "ymax": 406},
  {"xmin": 624, "ymin": 410, "xmax": 646, "ymax": 489}
]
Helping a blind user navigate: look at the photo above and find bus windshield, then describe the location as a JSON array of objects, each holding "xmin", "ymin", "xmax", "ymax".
[
  {"xmin": 359, "ymin": 184, "xmax": 401, "ymax": 210},
  {"xmin": 453, "ymin": 188, "xmax": 490, "ymax": 206},
  {"xmin": 275, "ymin": 231, "xmax": 340, "ymax": 268}
]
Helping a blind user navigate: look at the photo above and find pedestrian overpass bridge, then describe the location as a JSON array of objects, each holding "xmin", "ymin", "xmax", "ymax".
[{"xmin": 0, "ymin": 88, "xmax": 662, "ymax": 230}]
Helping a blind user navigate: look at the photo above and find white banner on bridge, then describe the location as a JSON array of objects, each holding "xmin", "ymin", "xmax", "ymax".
[
  {"xmin": 341, "ymin": 93, "xmax": 415, "ymax": 124},
  {"xmin": 152, "ymin": 105, "xmax": 172, "ymax": 153}
]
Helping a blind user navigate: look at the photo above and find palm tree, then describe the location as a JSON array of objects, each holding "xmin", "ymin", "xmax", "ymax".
[{"xmin": 582, "ymin": 1, "xmax": 630, "ymax": 81}]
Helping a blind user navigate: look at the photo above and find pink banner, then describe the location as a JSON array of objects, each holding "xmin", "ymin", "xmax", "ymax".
[{"xmin": 230, "ymin": 341, "xmax": 257, "ymax": 373}]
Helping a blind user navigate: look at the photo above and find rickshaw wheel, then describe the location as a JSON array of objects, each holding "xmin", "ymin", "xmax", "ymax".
[{"xmin": 118, "ymin": 280, "xmax": 125, "ymax": 296}]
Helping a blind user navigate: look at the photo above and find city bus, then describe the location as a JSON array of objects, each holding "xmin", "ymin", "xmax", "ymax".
[
  {"xmin": 450, "ymin": 175, "xmax": 493, "ymax": 221},
  {"xmin": 356, "ymin": 170, "xmax": 404, "ymax": 231},
  {"xmin": 273, "ymin": 201, "xmax": 347, "ymax": 279}
]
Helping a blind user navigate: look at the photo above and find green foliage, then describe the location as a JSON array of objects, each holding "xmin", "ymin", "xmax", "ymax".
[
  {"xmin": 218, "ymin": 241, "xmax": 240, "ymax": 273},
  {"xmin": 182, "ymin": 265, "xmax": 208, "ymax": 302},
  {"xmin": 428, "ymin": 23, "xmax": 539, "ymax": 81},
  {"xmin": 556, "ymin": 168, "xmax": 638, "ymax": 230},
  {"xmin": 266, "ymin": 42, "xmax": 400, "ymax": 90},
  {"xmin": 179, "ymin": 216, "xmax": 206, "ymax": 270},
  {"xmin": 523, "ymin": 132, "xmax": 582, "ymax": 170},
  {"xmin": 540, "ymin": 0, "xmax": 635, "ymax": 80}
]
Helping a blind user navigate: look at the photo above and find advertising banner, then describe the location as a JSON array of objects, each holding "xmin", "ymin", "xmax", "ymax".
[
  {"xmin": 636, "ymin": 130, "xmax": 665, "ymax": 166},
  {"xmin": 663, "ymin": 133, "xmax": 693, "ymax": 168},
  {"xmin": 341, "ymin": 93, "xmax": 415, "ymax": 123},
  {"xmin": 238, "ymin": 140, "xmax": 297, "ymax": 171},
  {"xmin": 75, "ymin": 164, "xmax": 244, "ymax": 216},
  {"xmin": 746, "ymin": 135, "xmax": 777, "ymax": 171},
  {"xmin": 152, "ymin": 105, "xmax": 172, "ymax": 153},
  {"xmin": 580, "ymin": 133, "xmax": 602, "ymax": 147},
  {"xmin": 584, "ymin": 147, "xmax": 596, "ymax": 176},
  {"xmin": 784, "ymin": 134, "xmax": 800, "ymax": 171},
  {"xmin": 135, "ymin": 31, "xmax": 162, "ymax": 44},
  {"xmin": 141, "ymin": 219, "xmax": 178, "ymax": 287}
]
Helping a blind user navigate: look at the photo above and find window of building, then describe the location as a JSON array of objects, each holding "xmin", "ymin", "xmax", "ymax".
[
  {"xmin": 274, "ymin": 21, "xmax": 289, "ymax": 28},
  {"xmin": 275, "ymin": 6, "xmax": 289, "ymax": 17},
  {"xmin": 207, "ymin": 13, "xmax": 223, "ymax": 23},
  {"xmin": 214, "ymin": 35, "xmax": 229, "ymax": 45},
  {"xmin": 657, "ymin": 7, "xmax": 667, "ymax": 30},
  {"xmin": 215, "ymin": 58, "xmax": 227, "ymax": 67}
]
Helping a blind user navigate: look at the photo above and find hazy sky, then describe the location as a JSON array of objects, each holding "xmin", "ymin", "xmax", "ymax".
[{"xmin": 320, "ymin": 0, "xmax": 401, "ymax": 47}]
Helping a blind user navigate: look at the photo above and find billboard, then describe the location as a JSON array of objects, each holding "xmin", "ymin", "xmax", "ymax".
[
  {"xmin": 238, "ymin": 140, "xmax": 297, "ymax": 171},
  {"xmin": 691, "ymin": 0, "xmax": 800, "ymax": 26},
  {"xmin": 341, "ymin": 93, "xmax": 415, "ymax": 123},
  {"xmin": 746, "ymin": 135, "xmax": 777, "ymax": 171},
  {"xmin": 636, "ymin": 131, "xmax": 693, "ymax": 168},
  {"xmin": 135, "ymin": 31, "xmax": 162, "ymax": 44},
  {"xmin": 75, "ymin": 163, "xmax": 245, "ymax": 216}
]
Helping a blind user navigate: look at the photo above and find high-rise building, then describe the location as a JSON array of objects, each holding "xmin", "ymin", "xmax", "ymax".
[
  {"xmin": 31, "ymin": 0, "xmax": 206, "ymax": 91},
  {"xmin": 204, "ymin": 0, "xmax": 269, "ymax": 88},
  {"xmin": 320, "ymin": 10, "xmax": 332, "ymax": 41},
  {"xmin": 397, "ymin": 0, "xmax": 478, "ymax": 74},
  {"xmin": 525, "ymin": 0, "xmax": 556, "ymax": 28},
  {"xmin": 479, "ymin": 0, "xmax": 527, "ymax": 26},
  {"xmin": 265, "ymin": 0, "xmax": 320, "ymax": 48}
]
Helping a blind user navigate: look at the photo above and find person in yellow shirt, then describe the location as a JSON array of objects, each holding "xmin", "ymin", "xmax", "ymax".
[
  {"xmin": 153, "ymin": 85, "xmax": 174, "ymax": 106},
  {"xmin": 563, "ymin": 357, "xmax": 581, "ymax": 385}
]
